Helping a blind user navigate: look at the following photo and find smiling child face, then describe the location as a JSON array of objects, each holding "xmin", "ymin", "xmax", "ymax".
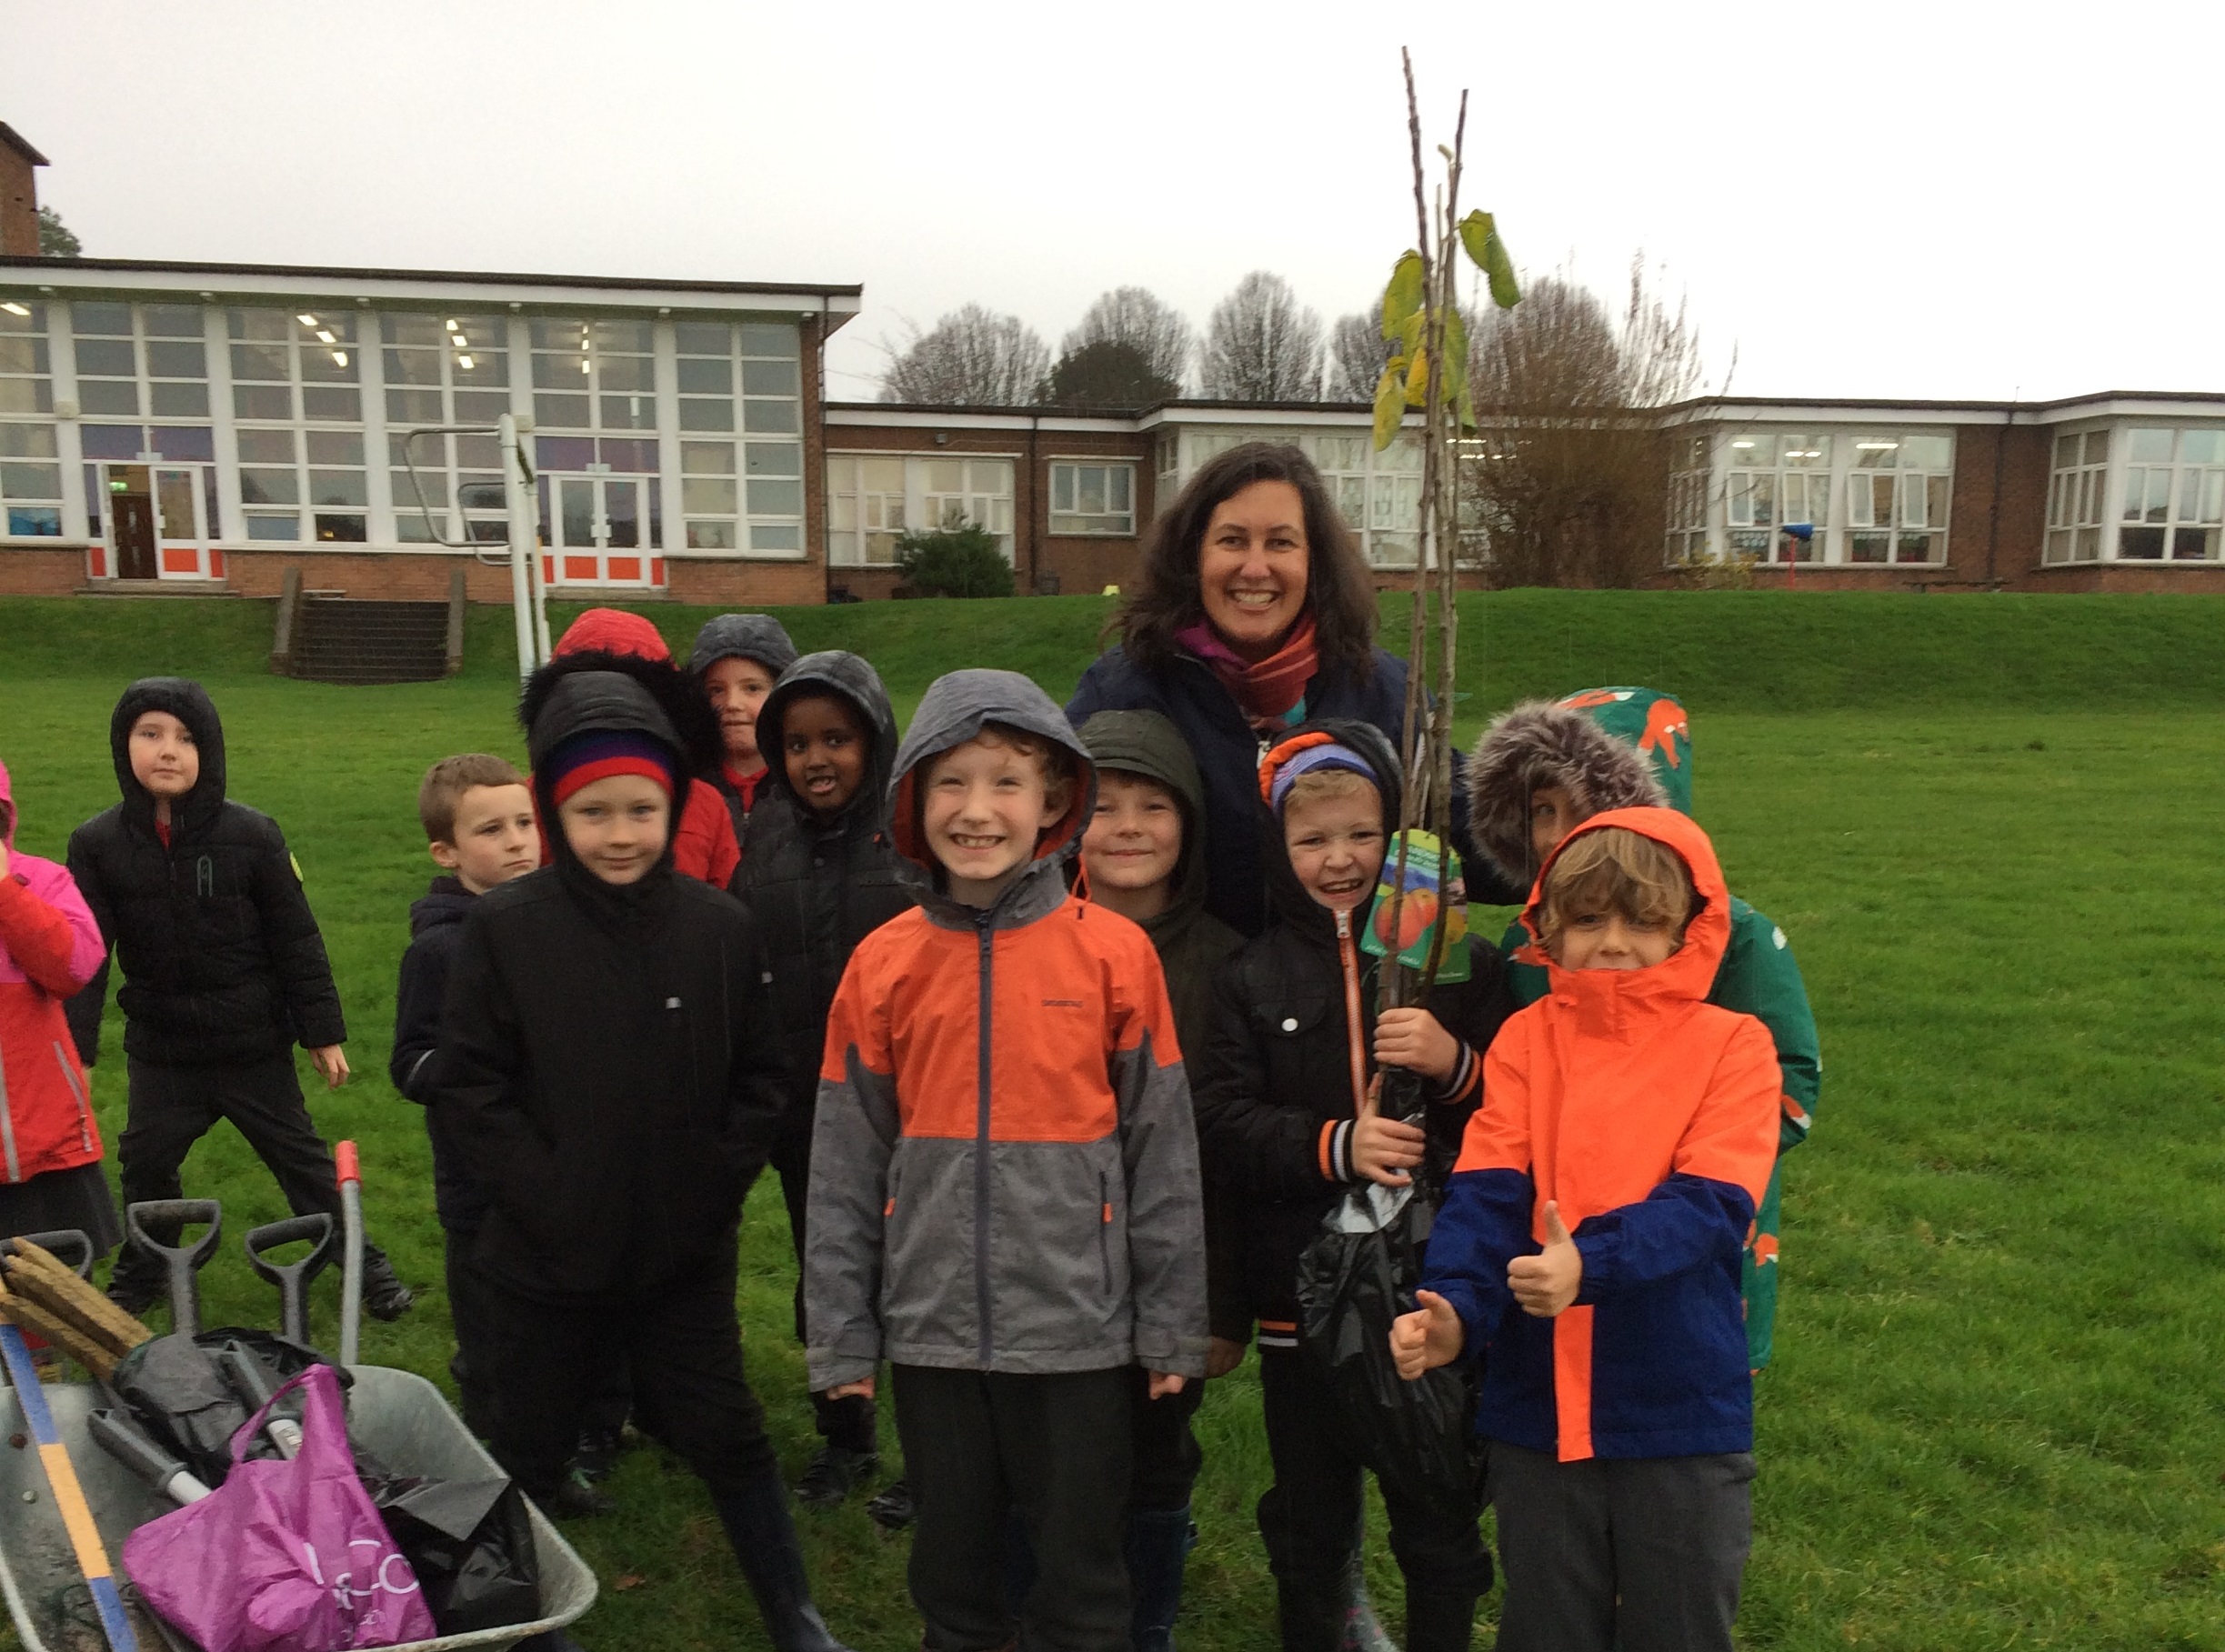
[
  {"xmin": 1282, "ymin": 785, "xmax": 1386, "ymax": 914},
  {"xmin": 780, "ymin": 692, "xmax": 869, "ymax": 821}
]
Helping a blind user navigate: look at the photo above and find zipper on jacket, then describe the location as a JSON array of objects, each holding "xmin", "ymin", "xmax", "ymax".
[
  {"xmin": 1097, "ymin": 1170, "xmax": 1112, "ymax": 1293},
  {"xmin": 1335, "ymin": 908, "xmax": 1368, "ymax": 1118},
  {"xmin": 973, "ymin": 907, "xmax": 995, "ymax": 1368},
  {"xmin": 54, "ymin": 1043, "xmax": 94, "ymax": 1153},
  {"xmin": 0, "ymin": 1051, "xmax": 19, "ymax": 1184}
]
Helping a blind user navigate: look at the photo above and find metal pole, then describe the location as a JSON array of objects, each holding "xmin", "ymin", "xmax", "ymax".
[{"xmin": 499, "ymin": 412, "xmax": 539, "ymax": 681}]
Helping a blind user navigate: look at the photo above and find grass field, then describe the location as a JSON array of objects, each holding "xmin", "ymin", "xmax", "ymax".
[{"xmin": 2, "ymin": 590, "xmax": 2220, "ymax": 1650}]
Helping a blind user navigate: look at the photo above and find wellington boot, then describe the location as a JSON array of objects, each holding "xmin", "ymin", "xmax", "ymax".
[{"xmin": 711, "ymin": 1467, "xmax": 857, "ymax": 1652}]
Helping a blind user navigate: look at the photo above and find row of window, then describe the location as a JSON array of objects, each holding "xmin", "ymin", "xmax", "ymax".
[
  {"xmin": 2046, "ymin": 426, "xmax": 2224, "ymax": 564},
  {"xmin": 0, "ymin": 298, "xmax": 807, "ymax": 553}
]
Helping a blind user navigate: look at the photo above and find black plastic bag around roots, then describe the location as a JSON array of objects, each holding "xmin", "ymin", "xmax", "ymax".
[
  {"xmin": 358, "ymin": 1457, "xmax": 542, "ymax": 1635},
  {"xmin": 1295, "ymin": 1178, "xmax": 1483, "ymax": 1526}
]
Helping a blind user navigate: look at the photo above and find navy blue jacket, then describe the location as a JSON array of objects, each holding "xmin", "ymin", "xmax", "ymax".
[{"xmin": 1067, "ymin": 644, "xmax": 1509, "ymax": 937}]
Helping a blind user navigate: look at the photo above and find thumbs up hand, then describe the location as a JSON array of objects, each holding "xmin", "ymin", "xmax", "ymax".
[
  {"xmin": 1389, "ymin": 1289, "xmax": 1465, "ymax": 1380},
  {"xmin": 1507, "ymin": 1200, "xmax": 1584, "ymax": 1318}
]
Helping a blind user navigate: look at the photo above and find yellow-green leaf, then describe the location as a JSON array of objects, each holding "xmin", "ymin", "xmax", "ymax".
[
  {"xmin": 1405, "ymin": 348, "xmax": 1429, "ymax": 405},
  {"xmin": 1459, "ymin": 210, "xmax": 1521, "ymax": 309},
  {"xmin": 1381, "ymin": 251, "xmax": 1425, "ymax": 341},
  {"xmin": 1444, "ymin": 305, "xmax": 1470, "ymax": 403},
  {"xmin": 1372, "ymin": 367, "xmax": 1405, "ymax": 449},
  {"xmin": 1457, "ymin": 384, "xmax": 1479, "ymax": 432}
]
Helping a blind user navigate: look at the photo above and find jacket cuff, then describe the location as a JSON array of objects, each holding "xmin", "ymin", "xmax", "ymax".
[
  {"xmin": 807, "ymin": 1347, "xmax": 879, "ymax": 1392},
  {"xmin": 1571, "ymin": 1230, "xmax": 1619, "ymax": 1304},
  {"xmin": 1431, "ymin": 1041, "xmax": 1480, "ymax": 1104},
  {"xmin": 1318, "ymin": 1118, "xmax": 1358, "ymax": 1182}
]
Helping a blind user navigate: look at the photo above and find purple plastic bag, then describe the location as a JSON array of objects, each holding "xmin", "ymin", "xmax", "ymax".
[{"xmin": 122, "ymin": 1364, "xmax": 438, "ymax": 1651}]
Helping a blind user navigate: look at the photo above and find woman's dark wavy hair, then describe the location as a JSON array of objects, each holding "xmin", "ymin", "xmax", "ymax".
[{"xmin": 1110, "ymin": 441, "xmax": 1378, "ymax": 680}]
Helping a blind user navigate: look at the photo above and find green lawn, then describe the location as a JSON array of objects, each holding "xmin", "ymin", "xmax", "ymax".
[{"xmin": 2, "ymin": 592, "xmax": 2220, "ymax": 1650}]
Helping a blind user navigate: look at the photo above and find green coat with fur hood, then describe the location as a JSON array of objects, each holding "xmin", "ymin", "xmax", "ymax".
[{"xmin": 1465, "ymin": 687, "xmax": 1819, "ymax": 1370}]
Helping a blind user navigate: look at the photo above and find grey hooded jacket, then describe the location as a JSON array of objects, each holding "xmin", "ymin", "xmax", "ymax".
[{"xmin": 805, "ymin": 669, "xmax": 1208, "ymax": 1387}]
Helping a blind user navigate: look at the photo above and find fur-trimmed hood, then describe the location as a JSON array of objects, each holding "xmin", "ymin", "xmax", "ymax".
[
  {"xmin": 1463, "ymin": 700, "xmax": 1664, "ymax": 892},
  {"xmin": 517, "ymin": 648, "xmax": 725, "ymax": 779}
]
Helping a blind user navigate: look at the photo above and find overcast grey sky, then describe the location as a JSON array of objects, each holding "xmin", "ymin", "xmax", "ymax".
[{"xmin": 8, "ymin": 0, "xmax": 2217, "ymax": 406}]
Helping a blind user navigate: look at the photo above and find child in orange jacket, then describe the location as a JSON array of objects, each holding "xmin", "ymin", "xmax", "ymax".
[{"xmin": 1393, "ymin": 807, "xmax": 1779, "ymax": 1652}]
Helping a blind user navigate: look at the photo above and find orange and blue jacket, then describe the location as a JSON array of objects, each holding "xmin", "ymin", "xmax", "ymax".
[
  {"xmin": 804, "ymin": 669, "xmax": 1208, "ymax": 1387},
  {"xmin": 1420, "ymin": 806, "xmax": 1779, "ymax": 1461},
  {"xmin": 0, "ymin": 758, "xmax": 106, "ymax": 1185}
]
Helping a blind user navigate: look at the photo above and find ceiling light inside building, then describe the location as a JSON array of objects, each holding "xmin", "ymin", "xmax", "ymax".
[
  {"xmin": 332, "ymin": 351, "xmax": 348, "ymax": 366},
  {"xmin": 297, "ymin": 314, "xmax": 318, "ymax": 326},
  {"xmin": 446, "ymin": 319, "xmax": 460, "ymax": 331},
  {"xmin": 316, "ymin": 330, "xmax": 336, "ymax": 344},
  {"xmin": 457, "ymin": 355, "xmax": 474, "ymax": 369},
  {"xmin": 1855, "ymin": 441, "xmax": 1899, "ymax": 450},
  {"xmin": 0, "ymin": 301, "xmax": 28, "ymax": 317}
]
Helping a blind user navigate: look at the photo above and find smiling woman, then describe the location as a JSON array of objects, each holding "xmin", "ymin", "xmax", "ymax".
[{"xmin": 1067, "ymin": 442, "xmax": 1425, "ymax": 937}]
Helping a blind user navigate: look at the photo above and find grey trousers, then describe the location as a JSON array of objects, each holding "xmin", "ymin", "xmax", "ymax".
[{"xmin": 1487, "ymin": 1443, "xmax": 1754, "ymax": 1652}]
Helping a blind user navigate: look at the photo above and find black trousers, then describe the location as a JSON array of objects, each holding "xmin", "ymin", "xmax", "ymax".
[
  {"xmin": 439, "ymin": 1220, "xmax": 500, "ymax": 1435},
  {"xmin": 1487, "ymin": 1443, "xmax": 1753, "ymax": 1652},
  {"xmin": 1128, "ymin": 1362, "xmax": 1203, "ymax": 1511},
  {"xmin": 894, "ymin": 1364, "xmax": 1132, "ymax": 1652},
  {"xmin": 115, "ymin": 1054, "xmax": 385, "ymax": 1277},
  {"xmin": 482, "ymin": 1234, "xmax": 775, "ymax": 1500},
  {"xmin": 772, "ymin": 1112, "xmax": 877, "ymax": 1455},
  {"xmin": 1257, "ymin": 1344, "xmax": 1490, "ymax": 1652}
]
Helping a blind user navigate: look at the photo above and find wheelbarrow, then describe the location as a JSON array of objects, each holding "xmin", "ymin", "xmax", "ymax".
[{"xmin": 0, "ymin": 1145, "xmax": 596, "ymax": 1651}]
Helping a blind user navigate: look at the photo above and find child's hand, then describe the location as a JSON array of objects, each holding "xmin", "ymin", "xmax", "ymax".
[
  {"xmin": 309, "ymin": 1045, "xmax": 349, "ymax": 1090},
  {"xmin": 1389, "ymin": 1289, "xmax": 1464, "ymax": 1379},
  {"xmin": 1206, "ymin": 1336, "xmax": 1246, "ymax": 1379},
  {"xmin": 1352, "ymin": 1112, "xmax": 1427, "ymax": 1186},
  {"xmin": 827, "ymin": 1377, "xmax": 876, "ymax": 1401},
  {"xmin": 1373, "ymin": 1007, "xmax": 1458, "ymax": 1084},
  {"xmin": 1507, "ymin": 1201, "xmax": 1582, "ymax": 1317},
  {"xmin": 1147, "ymin": 1371, "xmax": 1187, "ymax": 1399}
]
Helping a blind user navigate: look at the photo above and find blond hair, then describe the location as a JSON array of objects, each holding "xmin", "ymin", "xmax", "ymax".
[
  {"xmin": 417, "ymin": 754, "xmax": 528, "ymax": 844},
  {"xmin": 1537, "ymin": 826, "xmax": 1696, "ymax": 947},
  {"xmin": 1281, "ymin": 766, "xmax": 1378, "ymax": 815}
]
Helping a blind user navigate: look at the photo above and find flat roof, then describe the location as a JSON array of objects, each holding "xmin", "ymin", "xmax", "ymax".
[{"xmin": 0, "ymin": 254, "xmax": 862, "ymax": 327}]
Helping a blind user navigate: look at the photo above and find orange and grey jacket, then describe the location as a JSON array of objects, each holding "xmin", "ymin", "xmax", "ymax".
[
  {"xmin": 1420, "ymin": 807, "xmax": 1779, "ymax": 1461},
  {"xmin": 805, "ymin": 669, "xmax": 1208, "ymax": 1387}
]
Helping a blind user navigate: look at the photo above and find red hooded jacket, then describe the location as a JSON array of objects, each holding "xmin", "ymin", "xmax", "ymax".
[{"xmin": 0, "ymin": 759, "xmax": 107, "ymax": 1183}]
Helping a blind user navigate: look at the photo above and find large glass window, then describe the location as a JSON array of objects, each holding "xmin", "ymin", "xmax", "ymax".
[
  {"xmin": 2116, "ymin": 426, "xmax": 2224, "ymax": 561},
  {"xmin": 383, "ymin": 314, "xmax": 511, "ymax": 545},
  {"xmin": 228, "ymin": 308, "xmax": 366, "ymax": 542},
  {"xmin": 2044, "ymin": 428, "xmax": 2109, "ymax": 564},
  {"xmin": 1844, "ymin": 433, "xmax": 1950, "ymax": 564},
  {"xmin": 1049, "ymin": 461, "xmax": 1135, "ymax": 535},
  {"xmin": 827, "ymin": 454, "xmax": 1014, "ymax": 566},
  {"xmin": 0, "ymin": 300, "xmax": 60, "ymax": 536},
  {"xmin": 672, "ymin": 321, "xmax": 805, "ymax": 553},
  {"xmin": 1724, "ymin": 433, "xmax": 1832, "ymax": 562},
  {"xmin": 530, "ymin": 318, "xmax": 654, "ymax": 433},
  {"xmin": 1663, "ymin": 432, "xmax": 1709, "ymax": 565}
]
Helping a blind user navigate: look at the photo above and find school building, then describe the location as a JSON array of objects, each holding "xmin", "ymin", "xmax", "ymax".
[{"xmin": 2, "ymin": 161, "xmax": 2221, "ymax": 605}]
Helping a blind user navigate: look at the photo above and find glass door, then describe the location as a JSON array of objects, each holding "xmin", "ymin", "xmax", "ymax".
[
  {"xmin": 153, "ymin": 466, "xmax": 215, "ymax": 579},
  {"xmin": 540, "ymin": 474, "xmax": 658, "ymax": 586}
]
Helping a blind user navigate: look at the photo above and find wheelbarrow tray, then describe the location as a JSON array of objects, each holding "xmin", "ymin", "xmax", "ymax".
[{"xmin": 0, "ymin": 1364, "xmax": 596, "ymax": 1652}]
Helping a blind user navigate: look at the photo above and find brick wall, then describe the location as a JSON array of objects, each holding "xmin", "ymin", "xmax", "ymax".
[
  {"xmin": 0, "ymin": 143, "xmax": 35, "ymax": 259},
  {"xmin": 666, "ymin": 558, "xmax": 823, "ymax": 606},
  {"xmin": 0, "ymin": 546, "xmax": 90, "ymax": 594}
]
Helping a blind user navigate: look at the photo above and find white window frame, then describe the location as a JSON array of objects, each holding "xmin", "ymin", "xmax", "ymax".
[
  {"xmin": 2110, "ymin": 424, "xmax": 2225, "ymax": 564},
  {"xmin": 226, "ymin": 305, "xmax": 369, "ymax": 546},
  {"xmin": 0, "ymin": 298, "xmax": 63, "ymax": 540},
  {"xmin": 1047, "ymin": 459, "xmax": 1136, "ymax": 536},
  {"xmin": 825, "ymin": 451, "xmax": 1017, "ymax": 566}
]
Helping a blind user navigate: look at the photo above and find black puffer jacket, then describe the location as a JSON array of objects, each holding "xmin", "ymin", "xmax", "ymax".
[
  {"xmin": 1190, "ymin": 718, "xmax": 1513, "ymax": 1331},
  {"xmin": 65, "ymin": 679, "xmax": 345, "ymax": 1068},
  {"xmin": 388, "ymin": 876, "xmax": 484, "ymax": 1228},
  {"xmin": 727, "ymin": 651, "xmax": 913, "ymax": 1126},
  {"xmin": 428, "ymin": 670, "xmax": 789, "ymax": 1301}
]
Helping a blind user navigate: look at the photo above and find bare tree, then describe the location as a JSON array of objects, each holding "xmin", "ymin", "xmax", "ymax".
[
  {"xmin": 880, "ymin": 305, "xmax": 1050, "ymax": 405},
  {"xmin": 1061, "ymin": 287, "xmax": 1192, "ymax": 393},
  {"xmin": 1201, "ymin": 272, "xmax": 1322, "ymax": 401},
  {"xmin": 1462, "ymin": 257, "xmax": 1709, "ymax": 587},
  {"xmin": 1325, "ymin": 311, "xmax": 1389, "ymax": 401}
]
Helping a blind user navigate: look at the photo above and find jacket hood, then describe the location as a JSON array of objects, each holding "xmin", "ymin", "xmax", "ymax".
[
  {"xmin": 553, "ymin": 606, "xmax": 672, "ymax": 663},
  {"xmin": 1558, "ymin": 686, "xmax": 1693, "ymax": 815},
  {"xmin": 1257, "ymin": 717, "xmax": 1402, "ymax": 940},
  {"xmin": 1464, "ymin": 700, "xmax": 1664, "ymax": 890},
  {"xmin": 408, "ymin": 876, "xmax": 477, "ymax": 936},
  {"xmin": 519, "ymin": 648, "xmax": 725, "ymax": 779},
  {"xmin": 525, "ymin": 670, "xmax": 687, "ymax": 901},
  {"xmin": 1076, "ymin": 709, "xmax": 1211, "ymax": 922},
  {"xmin": 756, "ymin": 650, "xmax": 899, "ymax": 832},
  {"xmin": 109, "ymin": 677, "xmax": 227, "ymax": 834},
  {"xmin": 889, "ymin": 668, "xmax": 1096, "ymax": 884},
  {"xmin": 688, "ymin": 613, "xmax": 799, "ymax": 678},
  {"xmin": 1518, "ymin": 805, "xmax": 1730, "ymax": 1008}
]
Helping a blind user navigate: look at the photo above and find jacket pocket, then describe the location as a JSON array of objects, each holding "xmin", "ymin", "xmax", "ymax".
[{"xmin": 53, "ymin": 1043, "xmax": 94, "ymax": 1153}]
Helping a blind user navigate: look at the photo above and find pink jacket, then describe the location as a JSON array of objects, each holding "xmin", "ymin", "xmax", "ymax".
[{"xmin": 0, "ymin": 760, "xmax": 105, "ymax": 1183}]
